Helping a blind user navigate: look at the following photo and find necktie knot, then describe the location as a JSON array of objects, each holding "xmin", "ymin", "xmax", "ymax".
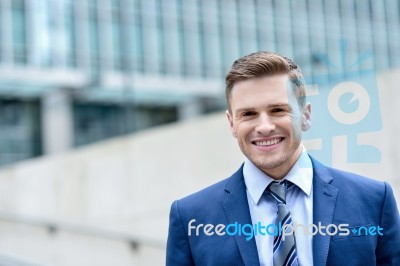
[{"xmin": 267, "ymin": 181, "xmax": 288, "ymax": 204}]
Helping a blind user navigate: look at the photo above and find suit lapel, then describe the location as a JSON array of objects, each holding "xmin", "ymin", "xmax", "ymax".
[
  {"xmin": 311, "ymin": 158, "xmax": 339, "ymax": 266},
  {"xmin": 221, "ymin": 166, "xmax": 260, "ymax": 266}
]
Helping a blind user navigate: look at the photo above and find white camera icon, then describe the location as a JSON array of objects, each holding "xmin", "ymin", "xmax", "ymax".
[{"xmin": 327, "ymin": 81, "xmax": 371, "ymax": 125}]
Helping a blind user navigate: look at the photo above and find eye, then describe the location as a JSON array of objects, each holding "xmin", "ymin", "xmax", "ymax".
[
  {"xmin": 271, "ymin": 108, "xmax": 285, "ymax": 113},
  {"xmin": 242, "ymin": 111, "xmax": 256, "ymax": 117}
]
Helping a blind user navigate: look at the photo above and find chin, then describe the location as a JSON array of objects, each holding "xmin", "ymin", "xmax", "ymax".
[{"xmin": 253, "ymin": 159, "xmax": 285, "ymax": 171}]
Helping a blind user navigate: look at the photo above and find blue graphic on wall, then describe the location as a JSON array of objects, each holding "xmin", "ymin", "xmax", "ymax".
[{"xmin": 302, "ymin": 40, "xmax": 382, "ymax": 166}]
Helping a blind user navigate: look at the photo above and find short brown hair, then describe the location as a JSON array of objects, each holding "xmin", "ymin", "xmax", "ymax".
[{"xmin": 225, "ymin": 51, "xmax": 306, "ymax": 112}]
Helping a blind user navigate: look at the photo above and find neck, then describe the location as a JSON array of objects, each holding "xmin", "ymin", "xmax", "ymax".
[{"xmin": 263, "ymin": 145, "xmax": 303, "ymax": 180}]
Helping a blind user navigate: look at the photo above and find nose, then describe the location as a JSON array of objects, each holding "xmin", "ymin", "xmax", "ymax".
[{"xmin": 255, "ymin": 113, "xmax": 275, "ymax": 134}]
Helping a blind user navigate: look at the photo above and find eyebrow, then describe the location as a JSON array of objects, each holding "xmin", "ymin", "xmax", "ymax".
[
  {"xmin": 269, "ymin": 103, "xmax": 291, "ymax": 109},
  {"xmin": 235, "ymin": 108, "xmax": 254, "ymax": 114}
]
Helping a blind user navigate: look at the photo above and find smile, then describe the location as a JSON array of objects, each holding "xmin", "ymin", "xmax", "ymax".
[{"xmin": 252, "ymin": 138, "xmax": 283, "ymax": 146}]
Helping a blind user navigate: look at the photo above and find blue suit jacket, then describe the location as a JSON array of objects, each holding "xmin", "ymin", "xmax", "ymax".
[{"xmin": 167, "ymin": 158, "xmax": 400, "ymax": 265}]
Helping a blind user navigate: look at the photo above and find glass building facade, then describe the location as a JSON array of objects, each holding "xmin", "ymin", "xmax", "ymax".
[{"xmin": 0, "ymin": 0, "xmax": 399, "ymax": 166}]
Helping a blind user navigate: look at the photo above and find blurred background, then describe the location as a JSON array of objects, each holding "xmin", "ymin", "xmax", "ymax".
[{"xmin": 0, "ymin": 0, "xmax": 399, "ymax": 265}]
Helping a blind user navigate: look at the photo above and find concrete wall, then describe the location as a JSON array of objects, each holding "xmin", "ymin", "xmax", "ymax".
[
  {"xmin": 0, "ymin": 69, "xmax": 399, "ymax": 265},
  {"xmin": 0, "ymin": 112, "xmax": 244, "ymax": 266}
]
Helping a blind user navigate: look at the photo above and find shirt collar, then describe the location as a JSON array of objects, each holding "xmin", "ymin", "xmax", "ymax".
[{"xmin": 243, "ymin": 146, "xmax": 313, "ymax": 205}]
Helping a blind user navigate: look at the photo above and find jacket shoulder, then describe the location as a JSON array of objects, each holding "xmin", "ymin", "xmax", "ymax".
[
  {"xmin": 327, "ymin": 166, "xmax": 385, "ymax": 192},
  {"xmin": 311, "ymin": 157, "xmax": 385, "ymax": 192},
  {"xmin": 322, "ymin": 164, "xmax": 388, "ymax": 208}
]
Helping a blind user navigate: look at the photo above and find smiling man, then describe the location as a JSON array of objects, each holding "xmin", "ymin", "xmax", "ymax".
[
  {"xmin": 226, "ymin": 73, "xmax": 310, "ymax": 180},
  {"xmin": 166, "ymin": 51, "xmax": 400, "ymax": 266}
]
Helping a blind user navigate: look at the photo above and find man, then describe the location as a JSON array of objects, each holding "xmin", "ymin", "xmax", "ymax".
[{"xmin": 166, "ymin": 51, "xmax": 400, "ymax": 265}]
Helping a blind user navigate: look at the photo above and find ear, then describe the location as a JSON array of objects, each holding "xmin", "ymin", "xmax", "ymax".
[
  {"xmin": 226, "ymin": 110, "xmax": 237, "ymax": 138},
  {"xmin": 301, "ymin": 103, "xmax": 311, "ymax": 131}
]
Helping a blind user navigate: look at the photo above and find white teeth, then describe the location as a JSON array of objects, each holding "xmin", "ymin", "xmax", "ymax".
[{"xmin": 255, "ymin": 138, "xmax": 281, "ymax": 146}]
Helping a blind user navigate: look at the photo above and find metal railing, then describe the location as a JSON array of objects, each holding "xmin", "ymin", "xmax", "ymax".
[{"xmin": 0, "ymin": 209, "xmax": 165, "ymax": 252}]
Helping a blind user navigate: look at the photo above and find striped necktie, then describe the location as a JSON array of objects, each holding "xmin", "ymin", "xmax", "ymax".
[{"xmin": 267, "ymin": 181, "xmax": 299, "ymax": 266}]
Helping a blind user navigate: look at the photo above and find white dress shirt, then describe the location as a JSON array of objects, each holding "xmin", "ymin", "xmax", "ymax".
[{"xmin": 243, "ymin": 147, "xmax": 313, "ymax": 266}]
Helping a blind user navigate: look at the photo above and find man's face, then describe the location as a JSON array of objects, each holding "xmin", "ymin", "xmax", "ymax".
[{"xmin": 226, "ymin": 74, "xmax": 311, "ymax": 179}]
